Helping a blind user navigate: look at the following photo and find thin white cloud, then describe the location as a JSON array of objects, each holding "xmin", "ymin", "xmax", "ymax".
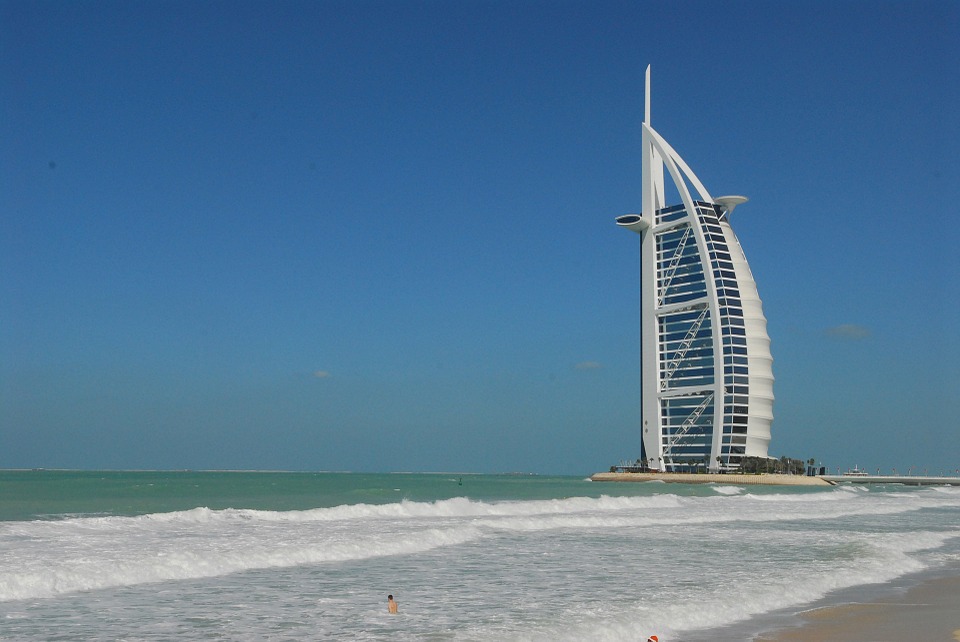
[
  {"xmin": 313, "ymin": 370, "xmax": 332, "ymax": 379},
  {"xmin": 823, "ymin": 324, "xmax": 870, "ymax": 341},
  {"xmin": 575, "ymin": 361, "xmax": 603, "ymax": 370}
]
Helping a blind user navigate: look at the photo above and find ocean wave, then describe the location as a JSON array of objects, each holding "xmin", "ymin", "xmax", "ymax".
[
  {"xmin": 15, "ymin": 493, "xmax": 687, "ymax": 528},
  {"xmin": 495, "ymin": 531, "xmax": 955, "ymax": 642},
  {"xmin": 3, "ymin": 487, "xmax": 958, "ymax": 604},
  {"xmin": 0, "ymin": 522, "xmax": 487, "ymax": 602},
  {"xmin": 709, "ymin": 485, "xmax": 744, "ymax": 495},
  {"xmin": 6, "ymin": 486, "xmax": 955, "ymax": 539}
]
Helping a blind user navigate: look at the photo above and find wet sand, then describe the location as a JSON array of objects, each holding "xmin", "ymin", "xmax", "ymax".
[{"xmin": 753, "ymin": 574, "xmax": 960, "ymax": 641}]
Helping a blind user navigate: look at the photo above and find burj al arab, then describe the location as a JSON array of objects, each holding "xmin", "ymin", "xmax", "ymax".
[{"xmin": 616, "ymin": 66, "xmax": 774, "ymax": 473}]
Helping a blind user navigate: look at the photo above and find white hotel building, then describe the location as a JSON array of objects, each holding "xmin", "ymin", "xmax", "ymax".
[{"xmin": 616, "ymin": 67, "xmax": 774, "ymax": 472}]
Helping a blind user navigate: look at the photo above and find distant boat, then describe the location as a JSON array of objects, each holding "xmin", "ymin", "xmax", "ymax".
[{"xmin": 842, "ymin": 466, "xmax": 869, "ymax": 477}]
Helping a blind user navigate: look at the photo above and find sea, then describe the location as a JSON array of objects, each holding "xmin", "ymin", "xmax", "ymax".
[{"xmin": 2, "ymin": 470, "xmax": 959, "ymax": 641}]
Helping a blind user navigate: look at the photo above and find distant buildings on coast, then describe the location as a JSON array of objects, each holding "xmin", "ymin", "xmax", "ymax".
[{"xmin": 616, "ymin": 66, "xmax": 773, "ymax": 473}]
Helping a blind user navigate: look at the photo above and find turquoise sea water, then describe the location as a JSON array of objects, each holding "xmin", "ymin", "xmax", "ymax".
[
  {"xmin": 0, "ymin": 470, "xmax": 697, "ymax": 521},
  {"xmin": 2, "ymin": 470, "xmax": 959, "ymax": 641}
]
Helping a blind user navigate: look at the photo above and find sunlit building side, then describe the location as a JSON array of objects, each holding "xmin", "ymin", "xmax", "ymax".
[{"xmin": 616, "ymin": 66, "xmax": 773, "ymax": 472}]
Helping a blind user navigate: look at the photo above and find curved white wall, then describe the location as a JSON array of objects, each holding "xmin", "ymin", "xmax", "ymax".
[{"xmin": 723, "ymin": 222, "xmax": 773, "ymax": 458}]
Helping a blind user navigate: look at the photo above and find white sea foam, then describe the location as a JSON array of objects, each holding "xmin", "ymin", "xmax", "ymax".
[
  {"xmin": 489, "ymin": 530, "xmax": 956, "ymax": 642},
  {"xmin": 0, "ymin": 520, "xmax": 490, "ymax": 602},
  {"xmin": 2, "ymin": 483, "xmax": 959, "ymax": 642},
  {"xmin": 709, "ymin": 485, "xmax": 744, "ymax": 495}
]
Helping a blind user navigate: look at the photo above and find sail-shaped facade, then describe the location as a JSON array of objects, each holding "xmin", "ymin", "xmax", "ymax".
[{"xmin": 616, "ymin": 67, "xmax": 773, "ymax": 472}]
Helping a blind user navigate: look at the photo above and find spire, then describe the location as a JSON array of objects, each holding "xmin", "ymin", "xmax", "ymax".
[{"xmin": 644, "ymin": 64, "xmax": 651, "ymax": 125}]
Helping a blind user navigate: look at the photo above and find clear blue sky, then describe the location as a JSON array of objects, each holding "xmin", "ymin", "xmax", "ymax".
[{"xmin": 2, "ymin": 0, "xmax": 958, "ymax": 475}]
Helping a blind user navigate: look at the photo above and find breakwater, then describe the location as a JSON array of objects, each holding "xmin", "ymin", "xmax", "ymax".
[{"xmin": 820, "ymin": 474, "xmax": 960, "ymax": 486}]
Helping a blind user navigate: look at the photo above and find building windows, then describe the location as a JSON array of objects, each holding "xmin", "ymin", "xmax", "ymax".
[{"xmin": 616, "ymin": 76, "xmax": 774, "ymax": 471}]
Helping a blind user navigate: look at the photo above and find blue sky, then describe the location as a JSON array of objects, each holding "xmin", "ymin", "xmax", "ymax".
[{"xmin": 2, "ymin": 0, "xmax": 958, "ymax": 475}]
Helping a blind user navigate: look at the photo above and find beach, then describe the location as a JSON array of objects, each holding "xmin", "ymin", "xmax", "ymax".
[
  {"xmin": 754, "ymin": 574, "xmax": 960, "ymax": 641},
  {"xmin": 2, "ymin": 471, "xmax": 959, "ymax": 640}
]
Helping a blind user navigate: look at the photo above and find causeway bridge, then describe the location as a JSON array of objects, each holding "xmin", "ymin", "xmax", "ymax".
[{"xmin": 820, "ymin": 474, "xmax": 960, "ymax": 486}]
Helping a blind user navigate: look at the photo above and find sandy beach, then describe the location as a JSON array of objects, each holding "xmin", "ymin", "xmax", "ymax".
[{"xmin": 753, "ymin": 574, "xmax": 960, "ymax": 641}]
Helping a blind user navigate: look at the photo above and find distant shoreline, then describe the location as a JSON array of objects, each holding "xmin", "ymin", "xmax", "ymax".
[{"xmin": 590, "ymin": 471, "xmax": 833, "ymax": 486}]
